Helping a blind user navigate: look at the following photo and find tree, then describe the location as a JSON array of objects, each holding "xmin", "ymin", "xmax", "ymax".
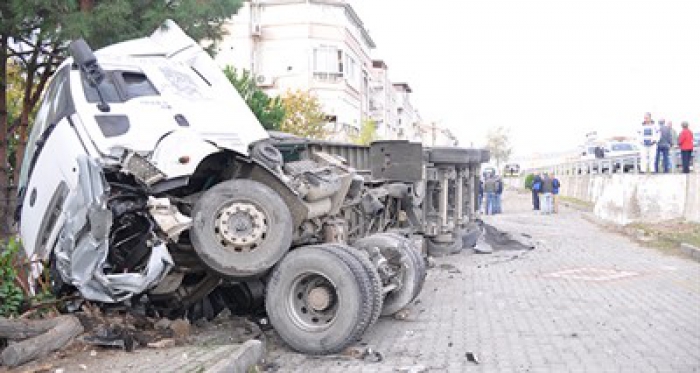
[
  {"xmin": 279, "ymin": 90, "xmax": 328, "ymax": 140},
  {"xmin": 0, "ymin": 0, "xmax": 243, "ymax": 235},
  {"xmin": 350, "ymin": 120, "xmax": 378, "ymax": 145},
  {"xmin": 485, "ymin": 126, "xmax": 512, "ymax": 170},
  {"xmin": 223, "ymin": 66, "xmax": 285, "ymax": 131}
]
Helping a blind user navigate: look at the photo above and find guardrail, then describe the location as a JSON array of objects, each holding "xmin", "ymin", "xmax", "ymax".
[{"xmin": 525, "ymin": 150, "xmax": 699, "ymax": 176}]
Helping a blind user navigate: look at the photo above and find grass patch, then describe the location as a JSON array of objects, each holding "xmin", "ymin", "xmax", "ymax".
[
  {"xmin": 626, "ymin": 220, "xmax": 700, "ymax": 250},
  {"xmin": 558, "ymin": 196, "xmax": 594, "ymax": 209}
]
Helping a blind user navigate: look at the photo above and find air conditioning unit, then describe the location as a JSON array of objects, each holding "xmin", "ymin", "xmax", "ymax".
[{"xmin": 255, "ymin": 74, "xmax": 274, "ymax": 87}]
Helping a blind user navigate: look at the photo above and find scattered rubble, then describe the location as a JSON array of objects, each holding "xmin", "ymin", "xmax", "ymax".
[{"xmin": 465, "ymin": 351, "xmax": 480, "ymax": 364}]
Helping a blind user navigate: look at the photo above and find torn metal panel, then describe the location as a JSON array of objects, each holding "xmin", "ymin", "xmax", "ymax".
[{"xmin": 55, "ymin": 155, "xmax": 173, "ymax": 303}]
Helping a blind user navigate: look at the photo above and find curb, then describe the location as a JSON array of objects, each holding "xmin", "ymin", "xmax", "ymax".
[
  {"xmin": 206, "ymin": 339, "xmax": 266, "ymax": 373},
  {"xmin": 680, "ymin": 243, "xmax": 700, "ymax": 263}
]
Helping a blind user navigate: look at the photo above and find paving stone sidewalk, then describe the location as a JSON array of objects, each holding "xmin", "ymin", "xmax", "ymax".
[{"xmin": 267, "ymin": 191, "xmax": 700, "ymax": 373}]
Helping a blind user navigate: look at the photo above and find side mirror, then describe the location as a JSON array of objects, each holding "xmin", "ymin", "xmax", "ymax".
[{"xmin": 69, "ymin": 38, "xmax": 104, "ymax": 87}]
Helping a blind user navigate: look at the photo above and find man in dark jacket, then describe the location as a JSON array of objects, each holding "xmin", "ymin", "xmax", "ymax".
[
  {"xmin": 656, "ymin": 119, "xmax": 673, "ymax": 173},
  {"xmin": 483, "ymin": 174, "xmax": 498, "ymax": 215},
  {"xmin": 494, "ymin": 175, "xmax": 504, "ymax": 214},
  {"xmin": 540, "ymin": 172, "xmax": 554, "ymax": 214},
  {"xmin": 531, "ymin": 173, "xmax": 542, "ymax": 211}
]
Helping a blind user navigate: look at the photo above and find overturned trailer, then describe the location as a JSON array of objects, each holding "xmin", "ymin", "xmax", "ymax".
[{"xmin": 269, "ymin": 134, "xmax": 491, "ymax": 256}]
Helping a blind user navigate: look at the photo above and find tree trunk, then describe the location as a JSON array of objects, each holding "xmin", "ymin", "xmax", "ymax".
[
  {"xmin": 0, "ymin": 35, "xmax": 11, "ymax": 237},
  {"xmin": 0, "ymin": 315, "xmax": 84, "ymax": 367}
]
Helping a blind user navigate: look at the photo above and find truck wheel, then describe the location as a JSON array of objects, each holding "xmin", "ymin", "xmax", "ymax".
[
  {"xmin": 352, "ymin": 234, "xmax": 424, "ymax": 316},
  {"xmin": 426, "ymin": 236, "xmax": 462, "ymax": 257},
  {"xmin": 191, "ymin": 179, "xmax": 293, "ymax": 278},
  {"xmin": 320, "ymin": 244, "xmax": 383, "ymax": 332},
  {"xmin": 265, "ymin": 245, "xmax": 374, "ymax": 354}
]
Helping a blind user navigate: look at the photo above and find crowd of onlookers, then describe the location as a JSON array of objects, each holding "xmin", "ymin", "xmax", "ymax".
[
  {"xmin": 638, "ymin": 112, "xmax": 695, "ymax": 174},
  {"xmin": 477, "ymin": 170, "xmax": 561, "ymax": 216},
  {"xmin": 530, "ymin": 172, "xmax": 560, "ymax": 214}
]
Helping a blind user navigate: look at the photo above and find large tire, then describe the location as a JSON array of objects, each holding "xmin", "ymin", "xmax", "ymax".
[
  {"xmin": 319, "ymin": 244, "xmax": 383, "ymax": 334},
  {"xmin": 426, "ymin": 236, "xmax": 463, "ymax": 257},
  {"xmin": 191, "ymin": 179, "xmax": 293, "ymax": 278},
  {"xmin": 265, "ymin": 245, "xmax": 374, "ymax": 354},
  {"xmin": 352, "ymin": 233, "xmax": 424, "ymax": 316}
]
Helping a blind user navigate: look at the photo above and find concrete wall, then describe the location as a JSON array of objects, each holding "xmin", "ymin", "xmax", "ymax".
[{"xmin": 513, "ymin": 173, "xmax": 700, "ymax": 225}]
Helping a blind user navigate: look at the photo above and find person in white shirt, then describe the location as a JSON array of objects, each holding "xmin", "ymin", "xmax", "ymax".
[{"xmin": 637, "ymin": 112, "xmax": 660, "ymax": 173}]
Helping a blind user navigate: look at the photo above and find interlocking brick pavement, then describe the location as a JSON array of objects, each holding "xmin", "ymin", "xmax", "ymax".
[{"xmin": 267, "ymin": 191, "xmax": 700, "ymax": 372}]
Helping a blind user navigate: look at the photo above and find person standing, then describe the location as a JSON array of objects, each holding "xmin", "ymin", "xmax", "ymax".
[
  {"xmin": 494, "ymin": 174, "xmax": 504, "ymax": 214},
  {"xmin": 552, "ymin": 173, "xmax": 561, "ymax": 213},
  {"xmin": 540, "ymin": 172, "xmax": 554, "ymax": 214},
  {"xmin": 678, "ymin": 121, "xmax": 695, "ymax": 174},
  {"xmin": 638, "ymin": 112, "xmax": 659, "ymax": 173},
  {"xmin": 668, "ymin": 121, "xmax": 678, "ymax": 171},
  {"xmin": 531, "ymin": 173, "xmax": 542, "ymax": 211},
  {"xmin": 656, "ymin": 120, "xmax": 673, "ymax": 173},
  {"xmin": 483, "ymin": 174, "xmax": 497, "ymax": 215}
]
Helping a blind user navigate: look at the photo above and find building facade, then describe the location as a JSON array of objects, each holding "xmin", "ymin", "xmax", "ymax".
[{"xmin": 216, "ymin": 0, "xmax": 376, "ymax": 141}]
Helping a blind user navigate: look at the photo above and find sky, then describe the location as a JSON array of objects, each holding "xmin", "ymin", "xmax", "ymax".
[{"xmin": 351, "ymin": 0, "xmax": 700, "ymax": 157}]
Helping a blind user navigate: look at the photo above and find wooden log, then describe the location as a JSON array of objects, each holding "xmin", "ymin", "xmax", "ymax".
[
  {"xmin": 0, "ymin": 317, "xmax": 60, "ymax": 340},
  {"xmin": 0, "ymin": 315, "xmax": 84, "ymax": 367}
]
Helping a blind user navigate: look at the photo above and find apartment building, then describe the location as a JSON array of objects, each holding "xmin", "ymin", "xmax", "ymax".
[
  {"xmin": 368, "ymin": 60, "xmax": 400, "ymax": 139},
  {"xmin": 215, "ymin": 0, "xmax": 376, "ymax": 141}
]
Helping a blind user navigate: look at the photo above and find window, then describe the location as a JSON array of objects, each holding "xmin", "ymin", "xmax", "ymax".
[
  {"xmin": 313, "ymin": 46, "xmax": 343, "ymax": 82},
  {"xmin": 82, "ymin": 71, "xmax": 159, "ymax": 103},
  {"xmin": 121, "ymin": 72, "xmax": 159, "ymax": 99},
  {"xmin": 83, "ymin": 73, "xmax": 121, "ymax": 103},
  {"xmin": 19, "ymin": 67, "xmax": 71, "ymax": 190}
]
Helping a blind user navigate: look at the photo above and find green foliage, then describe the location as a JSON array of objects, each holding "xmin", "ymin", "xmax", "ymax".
[
  {"xmin": 486, "ymin": 126, "xmax": 513, "ymax": 170},
  {"xmin": 350, "ymin": 120, "xmax": 377, "ymax": 145},
  {"xmin": 524, "ymin": 173, "xmax": 535, "ymax": 190},
  {"xmin": 0, "ymin": 238, "xmax": 25, "ymax": 317},
  {"xmin": 279, "ymin": 90, "xmax": 328, "ymax": 140},
  {"xmin": 223, "ymin": 66, "xmax": 285, "ymax": 131},
  {"xmin": 56, "ymin": 0, "xmax": 243, "ymax": 52}
]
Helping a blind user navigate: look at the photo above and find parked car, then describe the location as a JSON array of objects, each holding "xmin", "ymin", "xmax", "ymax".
[{"xmin": 606, "ymin": 141, "xmax": 640, "ymax": 172}]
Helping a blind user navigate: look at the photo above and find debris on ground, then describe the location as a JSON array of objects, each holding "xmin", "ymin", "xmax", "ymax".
[
  {"xmin": 396, "ymin": 365, "xmax": 428, "ymax": 373},
  {"xmin": 0, "ymin": 315, "xmax": 84, "ymax": 368},
  {"xmin": 465, "ymin": 351, "xmax": 480, "ymax": 364},
  {"xmin": 393, "ymin": 309, "xmax": 411, "ymax": 320},
  {"xmin": 473, "ymin": 220, "xmax": 537, "ymax": 254},
  {"xmin": 437, "ymin": 263, "xmax": 462, "ymax": 274},
  {"xmin": 340, "ymin": 346, "xmax": 383, "ymax": 362}
]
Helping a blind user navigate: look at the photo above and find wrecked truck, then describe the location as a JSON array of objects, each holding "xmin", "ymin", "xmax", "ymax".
[{"xmin": 16, "ymin": 21, "xmax": 426, "ymax": 354}]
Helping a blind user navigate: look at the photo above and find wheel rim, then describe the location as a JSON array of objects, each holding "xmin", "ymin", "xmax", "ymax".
[
  {"xmin": 288, "ymin": 272, "xmax": 339, "ymax": 332},
  {"xmin": 214, "ymin": 202, "xmax": 268, "ymax": 252}
]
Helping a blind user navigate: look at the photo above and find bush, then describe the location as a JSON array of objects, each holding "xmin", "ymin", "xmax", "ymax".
[
  {"xmin": 0, "ymin": 238, "xmax": 25, "ymax": 317},
  {"xmin": 524, "ymin": 173, "xmax": 535, "ymax": 190}
]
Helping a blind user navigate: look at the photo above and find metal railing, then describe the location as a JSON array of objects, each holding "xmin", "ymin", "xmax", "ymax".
[{"xmin": 525, "ymin": 150, "xmax": 699, "ymax": 176}]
